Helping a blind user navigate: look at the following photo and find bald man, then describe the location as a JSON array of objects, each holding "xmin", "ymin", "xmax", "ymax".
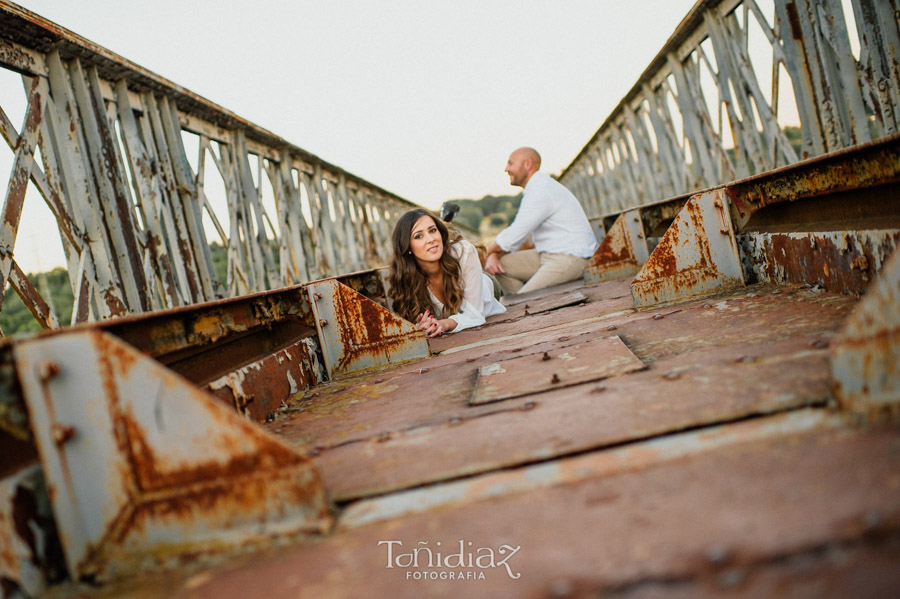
[{"xmin": 484, "ymin": 147, "xmax": 598, "ymax": 295}]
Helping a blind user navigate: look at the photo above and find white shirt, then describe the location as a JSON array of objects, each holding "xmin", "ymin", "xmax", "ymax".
[
  {"xmin": 428, "ymin": 240, "xmax": 506, "ymax": 333},
  {"xmin": 495, "ymin": 171, "xmax": 598, "ymax": 258}
]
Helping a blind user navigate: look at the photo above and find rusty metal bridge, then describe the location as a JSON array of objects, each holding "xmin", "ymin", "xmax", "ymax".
[{"xmin": 1, "ymin": 1, "xmax": 900, "ymax": 597}]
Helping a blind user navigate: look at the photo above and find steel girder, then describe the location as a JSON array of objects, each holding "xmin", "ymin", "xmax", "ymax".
[
  {"xmin": 561, "ymin": 0, "xmax": 900, "ymax": 219},
  {"xmin": 0, "ymin": 1, "xmax": 416, "ymax": 333}
]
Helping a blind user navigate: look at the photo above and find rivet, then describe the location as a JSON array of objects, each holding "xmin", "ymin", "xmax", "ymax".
[
  {"xmin": 653, "ymin": 313, "xmax": 664, "ymax": 320},
  {"xmin": 702, "ymin": 303, "xmax": 712, "ymax": 309},
  {"xmin": 448, "ymin": 416, "xmax": 462, "ymax": 426},
  {"xmin": 51, "ymin": 424, "xmax": 76, "ymax": 446},
  {"xmin": 373, "ymin": 378, "xmax": 385, "ymax": 383},
  {"xmin": 542, "ymin": 352, "xmax": 551, "ymax": 361},
  {"xmin": 549, "ymin": 578, "xmax": 575, "ymax": 598},
  {"xmin": 521, "ymin": 401, "xmax": 536, "ymax": 411},
  {"xmin": 809, "ymin": 339, "xmax": 829, "ymax": 349},
  {"xmin": 735, "ymin": 355, "xmax": 754, "ymax": 364},
  {"xmin": 591, "ymin": 385, "xmax": 607, "ymax": 394},
  {"xmin": 606, "ymin": 325, "xmax": 617, "ymax": 331},
  {"xmin": 550, "ymin": 373, "xmax": 561, "ymax": 384},
  {"xmin": 308, "ymin": 447, "xmax": 322, "ymax": 456},
  {"xmin": 720, "ymin": 228, "xmax": 729, "ymax": 235},
  {"xmin": 511, "ymin": 347, "xmax": 523, "ymax": 353},
  {"xmin": 558, "ymin": 336, "xmax": 569, "ymax": 342},
  {"xmin": 313, "ymin": 293, "xmax": 323, "ymax": 300},
  {"xmin": 319, "ymin": 319, "xmax": 329, "ymax": 326},
  {"xmin": 377, "ymin": 432, "xmax": 392, "ymax": 442},
  {"xmin": 713, "ymin": 199, "xmax": 723, "ymax": 208},
  {"xmin": 663, "ymin": 371, "xmax": 681, "ymax": 380},
  {"xmin": 38, "ymin": 361, "xmax": 61, "ymax": 382},
  {"xmin": 718, "ymin": 570, "xmax": 746, "ymax": 588},
  {"xmin": 864, "ymin": 510, "xmax": 883, "ymax": 530},
  {"xmin": 705, "ymin": 545, "xmax": 732, "ymax": 566},
  {"xmin": 465, "ymin": 357, "xmax": 476, "ymax": 363},
  {"xmin": 419, "ymin": 367, "xmax": 430, "ymax": 374}
]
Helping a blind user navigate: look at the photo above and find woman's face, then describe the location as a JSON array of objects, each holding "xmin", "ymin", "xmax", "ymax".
[{"xmin": 409, "ymin": 215, "xmax": 443, "ymax": 264}]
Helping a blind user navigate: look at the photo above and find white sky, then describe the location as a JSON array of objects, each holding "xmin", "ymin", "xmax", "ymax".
[{"xmin": 4, "ymin": 0, "xmax": 702, "ymax": 272}]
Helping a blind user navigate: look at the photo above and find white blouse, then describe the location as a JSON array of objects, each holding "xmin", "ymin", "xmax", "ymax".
[{"xmin": 428, "ymin": 239, "xmax": 506, "ymax": 333}]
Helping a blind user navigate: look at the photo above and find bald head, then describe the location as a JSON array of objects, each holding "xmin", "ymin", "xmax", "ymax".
[{"xmin": 505, "ymin": 147, "xmax": 542, "ymax": 188}]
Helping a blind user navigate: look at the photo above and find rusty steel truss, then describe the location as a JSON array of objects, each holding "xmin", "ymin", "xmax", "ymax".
[
  {"xmin": 0, "ymin": 1, "xmax": 417, "ymax": 330},
  {"xmin": 560, "ymin": 0, "xmax": 900, "ymax": 219}
]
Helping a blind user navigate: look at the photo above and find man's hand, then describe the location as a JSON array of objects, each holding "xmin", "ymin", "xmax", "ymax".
[{"xmin": 484, "ymin": 253, "xmax": 505, "ymax": 276}]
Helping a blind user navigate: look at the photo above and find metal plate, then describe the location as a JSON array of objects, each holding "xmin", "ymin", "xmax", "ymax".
[
  {"xmin": 740, "ymin": 229, "xmax": 900, "ymax": 295},
  {"xmin": 831, "ymin": 247, "xmax": 900, "ymax": 419},
  {"xmin": 0, "ymin": 464, "xmax": 61, "ymax": 597},
  {"xmin": 80, "ymin": 416, "xmax": 900, "ymax": 599},
  {"xmin": 312, "ymin": 336, "xmax": 836, "ymax": 501},
  {"xmin": 307, "ymin": 279, "xmax": 429, "ymax": 379},
  {"xmin": 14, "ymin": 331, "xmax": 332, "ymax": 580},
  {"xmin": 470, "ymin": 335, "xmax": 645, "ymax": 405},
  {"xmin": 205, "ymin": 336, "xmax": 325, "ymax": 422},
  {"xmin": 631, "ymin": 189, "xmax": 745, "ymax": 308},
  {"xmin": 585, "ymin": 209, "xmax": 649, "ymax": 285},
  {"xmin": 521, "ymin": 291, "xmax": 588, "ymax": 315}
]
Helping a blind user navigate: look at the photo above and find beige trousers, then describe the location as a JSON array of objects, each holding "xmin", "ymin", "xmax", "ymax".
[{"xmin": 496, "ymin": 250, "xmax": 589, "ymax": 295}]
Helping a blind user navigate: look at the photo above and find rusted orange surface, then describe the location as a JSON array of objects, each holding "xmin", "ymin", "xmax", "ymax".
[
  {"xmin": 55, "ymin": 416, "xmax": 900, "ymax": 599},
  {"xmin": 26, "ymin": 273, "xmax": 900, "ymax": 598},
  {"xmin": 469, "ymin": 335, "xmax": 646, "ymax": 405}
]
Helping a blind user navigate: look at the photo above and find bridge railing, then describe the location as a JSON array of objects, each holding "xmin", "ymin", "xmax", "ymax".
[
  {"xmin": 560, "ymin": 0, "xmax": 900, "ymax": 219},
  {"xmin": 0, "ymin": 1, "xmax": 418, "ymax": 329}
]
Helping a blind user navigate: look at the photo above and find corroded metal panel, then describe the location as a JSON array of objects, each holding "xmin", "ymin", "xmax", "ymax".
[
  {"xmin": 307, "ymin": 279, "xmax": 429, "ymax": 379},
  {"xmin": 740, "ymin": 229, "xmax": 900, "ymax": 294},
  {"xmin": 81, "ymin": 413, "xmax": 900, "ymax": 599},
  {"xmin": 520, "ymin": 290, "xmax": 587, "ymax": 316},
  {"xmin": 584, "ymin": 210, "xmax": 648, "ymax": 285},
  {"xmin": 0, "ymin": 464, "xmax": 63, "ymax": 597},
  {"xmin": 13, "ymin": 331, "xmax": 332, "ymax": 580},
  {"xmin": 309, "ymin": 333, "xmax": 839, "ymax": 501},
  {"xmin": 631, "ymin": 190, "xmax": 745, "ymax": 308},
  {"xmin": 275, "ymin": 281, "xmax": 857, "ymax": 501},
  {"xmin": 831, "ymin": 247, "xmax": 900, "ymax": 419},
  {"xmin": 727, "ymin": 134, "xmax": 900, "ymax": 229},
  {"xmin": 470, "ymin": 335, "xmax": 645, "ymax": 405},
  {"xmin": 103, "ymin": 286, "xmax": 313, "ymax": 362},
  {"xmin": 206, "ymin": 336, "xmax": 325, "ymax": 422},
  {"xmin": 339, "ymin": 409, "xmax": 845, "ymax": 528}
]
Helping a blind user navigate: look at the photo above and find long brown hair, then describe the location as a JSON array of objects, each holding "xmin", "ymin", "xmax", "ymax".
[{"xmin": 388, "ymin": 209, "xmax": 464, "ymax": 322}]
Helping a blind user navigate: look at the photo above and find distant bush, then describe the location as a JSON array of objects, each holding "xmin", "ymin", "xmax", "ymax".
[
  {"xmin": 0, "ymin": 267, "xmax": 74, "ymax": 337},
  {"xmin": 448, "ymin": 194, "xmax": 521, "ymax": 233}
]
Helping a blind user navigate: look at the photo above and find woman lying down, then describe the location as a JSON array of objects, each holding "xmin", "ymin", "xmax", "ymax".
[{"xmin": 388, "ymin": 208, "xmax": 506, "ymax": 337}]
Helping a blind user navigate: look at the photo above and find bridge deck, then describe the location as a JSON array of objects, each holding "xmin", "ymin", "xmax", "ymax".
[{"xmin": 48, "ymin": 274, "xmax": 900, "ymax": 598}]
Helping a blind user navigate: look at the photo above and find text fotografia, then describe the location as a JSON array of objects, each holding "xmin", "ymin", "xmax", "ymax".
[{"xmin": 378, "ymin": 540, "xmax": 522, "ymax": 580}]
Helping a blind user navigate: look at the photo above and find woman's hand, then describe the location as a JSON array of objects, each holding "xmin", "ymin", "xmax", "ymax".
[{"xmin": 415, "ymin": 311, "xmax": 454, "ymax": 338}]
